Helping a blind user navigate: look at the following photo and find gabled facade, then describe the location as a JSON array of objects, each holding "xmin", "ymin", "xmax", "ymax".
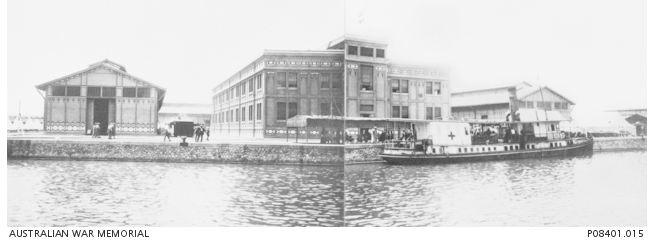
[
  {"xmin": 36, "ymin": 59, "xmax": 166, "ymax": 135},
  {"xmin": 451, "ymin": 82, "xmax": 574, "ymax": 121}
]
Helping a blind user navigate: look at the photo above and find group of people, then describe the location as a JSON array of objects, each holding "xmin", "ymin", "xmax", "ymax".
[
  {"xmin": 319, "ymin": 128, "xmax": 343, "ymax": 144},
  {"xmin": 91, "ymin": 122, "xmax": 116, "ymax": 139},
  {"xmin": 162, "ymin": 124, "xmax": 210, "ymax": 142},
  {"xmin": 344, "ymin": 127, "xmax": 416, "ymax": 144},
  {"xmin": 194, "ymin": 125, "xmax": 209, "ymax": 142}
]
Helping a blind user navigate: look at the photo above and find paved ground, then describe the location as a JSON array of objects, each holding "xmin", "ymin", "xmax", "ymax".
[{"xmin": 7, "ymin": 131, "xmax": 331, "ymax": 145}]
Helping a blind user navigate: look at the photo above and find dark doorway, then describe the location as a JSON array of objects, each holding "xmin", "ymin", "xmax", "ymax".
[{"xmin": 93, "ymin": 99, "xmax": 110, "ymax": 135}]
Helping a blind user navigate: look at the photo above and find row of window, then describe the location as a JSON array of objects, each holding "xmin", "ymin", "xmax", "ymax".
[
  {"xmin": 51, "ymin": 86, "xmax": 150, "ymax": 98},
  {"xmin": 348, "ymin": 45, "xmax": 385, "ymax": 58},
  {"xmin": 217, "ymin": 74, "xmax": 263, "ymax": 104},
  {"xmin": 519, "ymin": 101, "xmax": 569, "ymax": 110},
  {"xmin": 358, "ymin": 64, "xmax": 443, "ymax": 94},
  {"xmin": 276, "ymin": 102, "xmax": 344, "ymax": 121},
  {"xmin": 390, "ymin": 79, "xmax": 442, "ymax": 95},
  {"xmin": 271, "ymin": 72, "xmax": 343, "ymax": 89},
  {"xmin": 217, "ymin": 103, "xmax": 263, "ymax": 123},
  {"xmin": 390, "ymin": 106, "xmax": 442, "ymax": 120}
]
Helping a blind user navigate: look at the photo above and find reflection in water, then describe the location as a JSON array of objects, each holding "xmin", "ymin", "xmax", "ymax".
[
  {"xmin": 8, "ymin": 151, "xmax": 646, "ymax": 227},
  {"xmin": 345, "ymin": 151, "xmax": 646, "ymax": 226},
  {"xmin": 8, "ymin": 161, "xmax": 344, "ymax": 226}
]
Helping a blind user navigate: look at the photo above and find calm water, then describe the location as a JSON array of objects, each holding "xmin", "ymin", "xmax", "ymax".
[
  {"xmin": 7, "ymin": 151, "xmax": 646, "ymax": 227},
  {"xmin": 7, "ymin": 161, "xmax": 344, "ymax": 226},
  {"xmin": 346, "ymin": 151, "xmax": 646, "ymax": 226}
]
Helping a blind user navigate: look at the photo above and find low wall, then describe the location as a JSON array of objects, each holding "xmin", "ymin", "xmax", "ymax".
[
  {"xmin": 7, "ymin": 140, "xmax": 344, "ymax": 165},
  {"xmin": 345, "ymin": 144, "xmax": 384, "ymax": 164},
  {"xmin": 593, "ymin": 137, "xmax": 647, "ymax": 152}
]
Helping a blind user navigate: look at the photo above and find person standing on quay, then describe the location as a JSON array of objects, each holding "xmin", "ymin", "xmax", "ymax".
[
  {"xmin": 92, "ymin": 122, "xmax": 100, "ymax": 138},
  {"xmin": 107, "ymin": 122, "xmax": 116, "ymax": 139},
  {"xmin": 205, "ymin": 126, "xmax": 210, "ymax": 141},
  {"xmin": 164, "ymin": 125, "xmax": 172, "ymax": 142}
]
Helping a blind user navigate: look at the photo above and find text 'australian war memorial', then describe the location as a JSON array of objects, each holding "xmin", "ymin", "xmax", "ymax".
[{"xmin": 210, "ymin": 35, "xmax": 450, "ymax": 142}]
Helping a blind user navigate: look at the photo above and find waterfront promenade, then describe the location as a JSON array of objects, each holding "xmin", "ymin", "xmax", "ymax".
[
  {"xmin": 7, "ymin": 132, "xmax": 344, "ymax": 165},
  {"xmin": 7, "ymin": 132, "xmax": 323, "ymax": 145}
]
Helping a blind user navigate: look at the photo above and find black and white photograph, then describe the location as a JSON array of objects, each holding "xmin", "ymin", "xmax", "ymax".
[{"xmin": 1, "ymin": 0, "xmax": 648, "ymax": 246}]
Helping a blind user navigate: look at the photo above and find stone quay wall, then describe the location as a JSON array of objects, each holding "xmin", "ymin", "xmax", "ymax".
[
  {"xmin": 345, "ymin": 144, "xmax": 384, "ymax": 164},
  {"xmin": 593, "ymin": 137, "xmax": 647, "ymax": 152},
  {"xmin": 7, "ymin": 139, "xmax": 344, "ymax": 165}
]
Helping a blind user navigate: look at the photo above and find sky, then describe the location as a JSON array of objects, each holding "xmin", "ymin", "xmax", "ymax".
[{"xmin": 6, "ymin": 0, "xmax": 646, "ymax": 117}]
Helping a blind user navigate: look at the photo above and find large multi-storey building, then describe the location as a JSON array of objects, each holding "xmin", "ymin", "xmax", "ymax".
[{"xmin": 211, "ymin": 36, "xmax": 450, "ymax": 138}]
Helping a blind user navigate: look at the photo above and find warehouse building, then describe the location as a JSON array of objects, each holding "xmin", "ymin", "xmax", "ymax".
[
  {"xmin": 36, "ymin": 59, "xmax": 166, "ymax": 135},
  {"xmin": 451, "ymin": 82, "xmax": 574, "ymax": 122}
]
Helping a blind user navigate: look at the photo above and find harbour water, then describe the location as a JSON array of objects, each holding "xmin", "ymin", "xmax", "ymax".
[
  {"xmin": 7, "ymin": 161, "xmax": 344, "ymax": 226},
  {"xmin": 346, "ymin": 151, "xmax": 647, "ymax": 226},
  {"xmin": 7, "ymin": 151, "xmax": 646, "ymax": 226}
]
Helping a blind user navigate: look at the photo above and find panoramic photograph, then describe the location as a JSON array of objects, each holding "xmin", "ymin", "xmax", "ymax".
[{"xmin": 4, "ymin": 0, "xmax": 646, "ymax": 234}]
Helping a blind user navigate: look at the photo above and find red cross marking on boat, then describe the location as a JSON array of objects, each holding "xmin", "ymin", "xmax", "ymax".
[{"xmin": 448, "ymin": 132, "xmax": 455, "ymax": 140}]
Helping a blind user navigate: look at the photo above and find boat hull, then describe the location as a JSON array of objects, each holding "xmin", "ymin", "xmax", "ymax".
[{"xmin": 380, "ymin": 140, "xmax": 594, "ymax": 165}]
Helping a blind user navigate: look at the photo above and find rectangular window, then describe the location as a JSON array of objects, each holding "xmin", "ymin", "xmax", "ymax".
[
  {"xmin": 561, "ymin": 102, "xmax": 569, "ymax": 109},
  {"xmin": 321, "ymin": 102, "xmax": 331, "ymax": 115},
  {"xmin": 87, "ymin": 87, "xmax": 101, "ymax": 97},
  {"xmin": 256, "ymin": 74, "xmax": 262, "ymax": 89},
  {"xmin": 66, "ymin": 86, "xmax": 80, "ymax": 96},
  {"xmin": 277, "ymin": 102, "xmax": 286, "ymax": 120},
  {"xmin": 426, "ymin": 107, "xmax": 434, "ymax": 120},
  {"xmin": 231, "ymin": 110, "xmax": 234, "ymax": 122},
  {"xmin": 348, "ymin": 45, "xmax": 358, "ymax": 55},
  {"xmin": 425, "ymin": 81, "xmax": 433, "ymax": 94},
  {"xmin": 392, "ymin": 106, "xmax": 401, "ymax": 118},
  {"xmin": 376, "ymin": 49, "xmax": 385, "ymax": 58},
  {"xmin": 391, "ymin": 79, "xmax": 400, "ymax": 93},
  {"xmin": 52, "ymin": 86, "xmax": 66, "ymax": 96},
  {"xmin": 554, "ymin": 102, "xmax": 561, "ymax": 109},
  {"xmin": 287, "ymin": 72, "xmax": 297, "ymax": 88},
  {"xmin": 266, "ymin": 72, "xmax": 274, "ymax": 89},
  {"xmin": 288, "ymin": 102, "xmax": 298, "ymax": 119},
  {"xmin": 248, "ymin": 105, "xmax": 253, "ymax": 121},
  {"xmin": 360, "ymin": 47, "xmax": 374, "ymax": 57},
  {"xmin": 526, "ymin": 101, "xmax": 534, "ymax": 108},
  {"xmin": 122, "ymin": 87, "xmax": 136, "ymax": 98},
  {"xmin": 276, "ymin": 72, "xmax": 286, "ymax": 88},
  {"xmin": 256, "ymin": 103, "xmax": 262, "ymax": 120},
  {"xmin": 242, "ymin": 106, "xmax": 246, "ymax": 121},
  {"xmin": 481, "ymin": 115, "xmax": 488, "ymax": 120},
  {"xmin": 360, "ymin": 104, "xmax": 374, "ymax": 112},
  {"xmin": 236, "ymin": 108, "xmax": 240, "ymax": 121},
  {"xmin": 434, "ymin": 82, "xmax": 441, "ymax": 95},
  {"xmin": 435, "ymin": 107, "xmax": 442, "ymax": 120},
  {"xmin": 320, "ymin": 73, "xmax": 330, "ymax": 89},
  {"xmin": 334, "ymin": 102, "xmax": 343, "ymax": 116},
  {"xmin": 249, "ymin": 79, "xmax": 254, "ymax": 92},
  {"xmin": 400, "ymin": 80, "xmax": 409, "ymax": 93},
  {"xmin": 401, "ymin": 106, "xmax": 409, "ymax": 119},
  {"xmin": 136, "ymin": 87, "xmax": 149, "ymax": 98},
  {"xmin": 332, "ymin": 73, "xmax": 342, "ymax": 88},
  {"xmin": 102, "ymin": 87, "xmax": 116, "ymax": 97},
  {"xmin": 360, "ymin": 65, "xmax": 373, "ymax": 91}
]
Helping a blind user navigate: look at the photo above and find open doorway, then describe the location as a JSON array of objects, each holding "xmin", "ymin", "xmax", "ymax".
[{"xmin": 93, "ymin": 99, "xmax": 110, "ymax": 135}]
